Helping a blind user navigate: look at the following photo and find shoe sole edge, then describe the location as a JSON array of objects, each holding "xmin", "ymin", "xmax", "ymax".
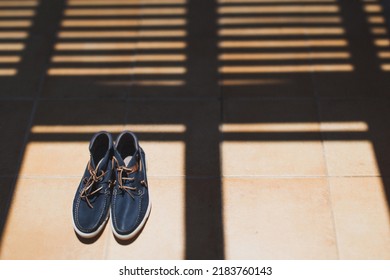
[{"xmin": 110, "ymin": 197, "xmax": 152, "ymax": 241}]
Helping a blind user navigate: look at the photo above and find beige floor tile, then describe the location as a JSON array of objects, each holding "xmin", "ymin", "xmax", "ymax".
[
  {"xmin": 323, "ymin": 141, "xmax": 380, "ymax": 176},
  {"xmin": 0, "ymin": 178, "xmax": 109, "ymax": 259},
  {"xmin": 223, "ymin": 178, "xmax": 338, "ymax": 259},
  {"xmin": 0, "ymin": 101, "xmax": 33, "ymax": 176},
  {"xmin": 329, "ymin": 177, "xmax": 390, "ymax": 259},
  {"xmin": 319, "ymin": 99, "xmax": 390, "ymax": 176},
  {"xmin": 222, "ymin": 141, "xmax": 326, "ymax": 176},
  {"xmin": 137, "ymin": 141, "xmax": 185, "ymax": 177},
  {"xmin": 105, "ymin": 178, "xmax": 186, "ymax": 259},
  {"xmin": 222, "ymin": 99, "xmax": 326, "ymax": 176},
  {"xmin": 20, "ymin": 142, "xmax": 90, "ymax": 177},
  {"xmin": 19, "ymin": 100, "xmax": 126, "ymax": 177}
]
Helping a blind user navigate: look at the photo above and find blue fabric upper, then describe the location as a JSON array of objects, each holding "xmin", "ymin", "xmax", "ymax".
[
  {"xmin": 72, "ymin": 131, "xmax": 113, "ymax": 234},
  {"xmin": 111, "ymin": 131, "xmax": 149, "ymax": 236}
]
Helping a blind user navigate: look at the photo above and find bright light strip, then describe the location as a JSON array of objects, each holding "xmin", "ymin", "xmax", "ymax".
[
  {"xmin": 0, "ymin": 31, "xmax": 28, "ymax": 39},
  {"xmin": 375, "ymin": 39, "xmax": 390, "ymax": 47},
  {"xmin": 0, "ymin": 56, "xmax": 21, "ymax": 63},
  {"xmin": 219, "ymin": 64, "xmax": 354, "ymax": 73},
  {"xmin": 219, "ymin": 27, "xmax": 344, "ymax": 36},
  {"xmin": 219, "ymin": 39, "xmax": 348, "ymax": 48},
  {"xmin": 220, "ymin": 122, "xmax": 368, "ymax": 132},
  {"xmin": 367, "ymin": 16, "xmax": 384, "ymax": 23},
  {"xmin": 65, "ymin": 8, "xmax": 186, "ymax": 16},
  {"xmin": 0, "ymin": 68, "xmax": 17, "ymax": 75},
  {"xmin": 378, "ymin": 51, "xmax": 390, "ymax": 58},
  {"xmin": 62, "ymin": 19, "xmax": 186, "ymax": 27},
  {"xmin": 32, "ymin": 124, "xmax": 186, "ymax": 133},
  {"xmin": 58, "ymin": 30, "xmax": 186, "ymax": 38},
  {"xmin": 0, "ymin": 1, "xmax": 38, "ymax": 7},
  {"xmin": 99, "ymin": 80, "xmax": 186, "ymax": 86},
  {"xmin": 48, "ymin": 67, "xmax": 187, "ymax": 75},
  {"xmin": 54, "ymin": 42, "xmax": 186, "ymax": 50},
  {"xmin": 0, "ymin": 20, "xmax": 32, "ymax": 27},
  {"xmin": 219, "ymin": 78, "xmax": 288, "ymax": 85},
  {"xmin": 69, "ymin": 0, "xmax": 186, "ymax": 5},
  {"xmin": 52, "ymin": 54, "xmax": 186, "ymax": 63},
  {"xmin": 219, "ymin": 17, "xmax": 341, "ymax": 25},
  {"xmin": 364, "ymin": 4, "xmax": 382, "ymax": 13},
  {"xmin": 371, "ymin": 27, "xmax": 387, "ymax": 35},
  {"xmin": 219, "ymin": 52, "xmax": 350, "ymax": 60},
  {"xmin": 0, "ymin": 43, "xmax": 24, "ymax": 51},
  {"xmin": 218, "ymin": 5, "xmax": 339, "ymax": 14},
  {"xmin": 218, "ymin": 0, "xmax": 335, "ymax": 2},
  {"xmin": 0, "ymin": 10, "xmax": 35, "ymax": 17}
]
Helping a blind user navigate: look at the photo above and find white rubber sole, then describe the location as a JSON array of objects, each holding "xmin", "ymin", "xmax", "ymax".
[
  {"xmin": 72, "ymin": 209, "xmax": 110, "ymax": 239},
  {"xmin": 111, "ymin": 197, "xmax": 152, "ymax": 241}
]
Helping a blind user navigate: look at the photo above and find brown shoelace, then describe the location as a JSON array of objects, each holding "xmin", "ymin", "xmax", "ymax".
[
  {"xmin": 112, "ymin": 156, "xmax": 148, "ymax": 199},
  {"xmin": 80, "ymin": 160, "xmax": 107, "ymax": 208}
]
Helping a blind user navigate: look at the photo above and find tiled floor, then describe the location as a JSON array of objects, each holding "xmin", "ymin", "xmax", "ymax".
[{"xmin": 0, "ymin": 0, "xmax": 390, "ymax": 259}]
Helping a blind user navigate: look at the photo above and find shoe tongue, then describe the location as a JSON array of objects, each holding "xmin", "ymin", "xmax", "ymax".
[
  {"xmin": 113, "ymin": 150, "xmax": 126, "ymax": 166},
  {"xmin": 125, "ymin": 154, "xmax": 138, "ymax": 168}
]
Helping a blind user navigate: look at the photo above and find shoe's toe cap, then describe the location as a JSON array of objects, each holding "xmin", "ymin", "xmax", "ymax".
[
  {"xmin": 73, "ymin": 195, "xmax": 109, "ymax": 235},
  {"xmin": 112, "ymin": 194, "xmax": 149, "ymax": 236}
]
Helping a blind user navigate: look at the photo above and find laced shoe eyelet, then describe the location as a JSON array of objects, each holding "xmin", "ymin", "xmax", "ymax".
[
  {"xmin": 72, "ymin": 131, "xmax": 113, "ymax": 238},
  {"xmin": 111, "ymin": 131, "xmax": 151, "ymax": 240}
]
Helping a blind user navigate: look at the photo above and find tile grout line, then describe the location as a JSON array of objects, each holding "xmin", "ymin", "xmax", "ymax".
[
  {"xmin": 314, "ymin": 98, "xmax": 342, "ymax": 259},
  {"xmin": 305, "ymin": 19, "xmax": 341, "ymax": 259}
]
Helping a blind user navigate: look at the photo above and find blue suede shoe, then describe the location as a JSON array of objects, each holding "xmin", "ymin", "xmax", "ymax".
[
  {"xmin": 72, "ymin": 131, "xmax": 114, "ymax": 238},
  {"xmin": 111, "ymin": 131, "xmax": 151, "ymax": 240}
]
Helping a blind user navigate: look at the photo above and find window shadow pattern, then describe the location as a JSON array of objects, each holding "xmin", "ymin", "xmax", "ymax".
[{"xmin": 0, "ymin": 0, "xmax": 390, "ymax": 259}]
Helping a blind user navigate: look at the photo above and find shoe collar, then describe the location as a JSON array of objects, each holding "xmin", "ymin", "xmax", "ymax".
[{"xmin": 89, "ymin": 131, "xmax": 113, "ymax": 171}]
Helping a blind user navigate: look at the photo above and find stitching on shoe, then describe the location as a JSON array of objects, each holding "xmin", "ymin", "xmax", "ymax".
[
  {"xmin": 75, "ymin": 184, "xmax": 109, "ymax": 232},
  {"xmin": 74, "ymin": 195, "xmax": 81, "ymax": 228},
  {"xmin": 112, "ymin": 188, "xmax": 142, "ymax": 234},
  {"xmin": 112, "ymin": 188, "xmax": 118, "ymax": 229},
  {"xmin": 135, "ymin": 197, "xmax": 142, "ymax": 226}
]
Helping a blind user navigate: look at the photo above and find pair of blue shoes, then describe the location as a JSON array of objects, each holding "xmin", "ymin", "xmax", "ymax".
[{"xmin": 72, "ymin": 131, "xmax": 151, "ymax": 240}]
